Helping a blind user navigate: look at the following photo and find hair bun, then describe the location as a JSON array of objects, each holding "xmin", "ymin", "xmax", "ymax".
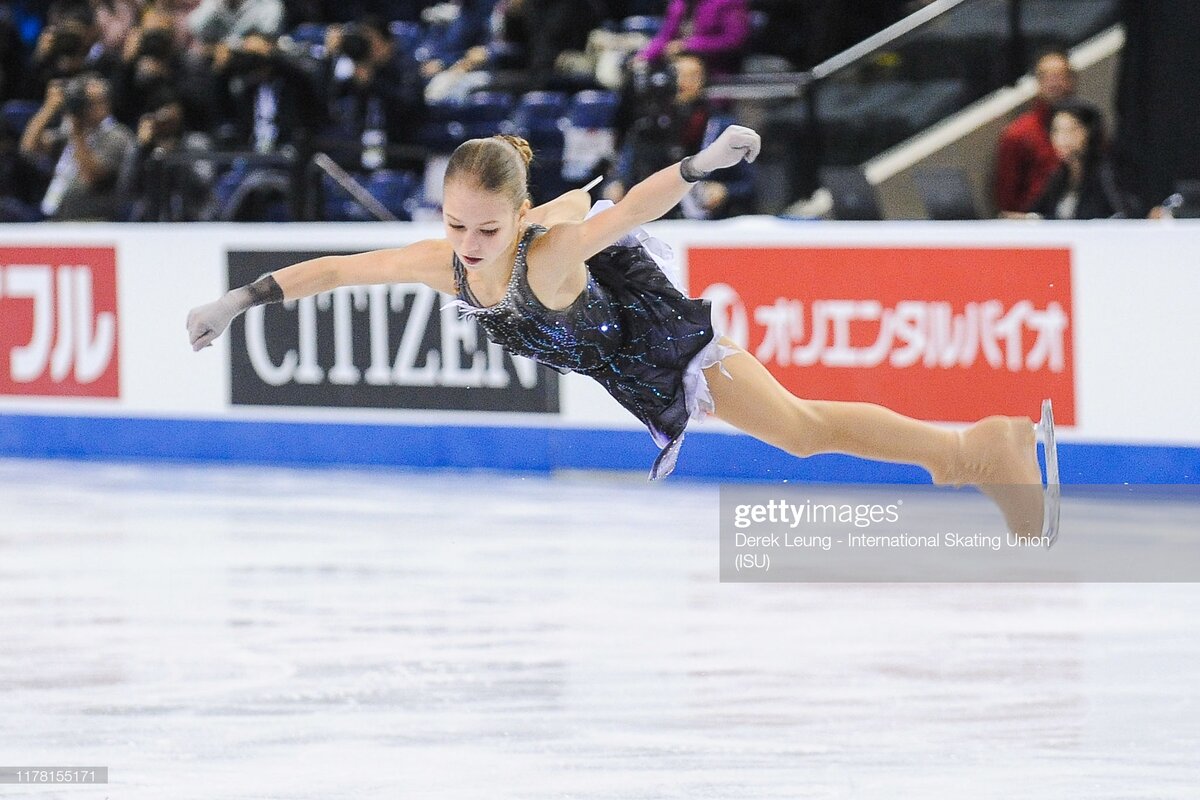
[{"xmin": 494, "ymin": 134, "xmax": 534, "ymax": 169}]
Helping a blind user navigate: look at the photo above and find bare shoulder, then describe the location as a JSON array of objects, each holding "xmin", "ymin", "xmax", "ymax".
[{"xmin": 525, "ymin": 224, "xmax": 588, "ymax": 309}]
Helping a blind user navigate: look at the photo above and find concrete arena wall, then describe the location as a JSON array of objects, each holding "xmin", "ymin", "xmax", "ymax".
[{"xmin": 0, "ymin": 218, "xmax": 1197, "ymax": 484}]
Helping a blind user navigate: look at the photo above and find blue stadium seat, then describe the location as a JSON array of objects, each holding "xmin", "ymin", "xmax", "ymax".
[
  {"xmin": 459, "ymin": 91, "xmax": 515, "ymax": 138},
  {"xmin": 387, "ymin": 20, "xmax": 423, "ymax": 55},
  {"xmin": 367, "ymin": 169, "xmax": 418, "ymax": 218},
  {"xmin": 510, "ymin": 91, "xmax": 568, "ymax": 148},
  {"xmin": 323, "ymin": 170, "xmax": 417, "ymax": 221},
  {"xmin": 566, "ymin": 90, "xmax": 619, "ymax": 129},
  {"xmin": 1, "ymin": 99, "xmax": 39, "ymax": 137},
  {"xmin": 289, "ymin": 23, "xmax": 327, "ymax": 47},
  {"xmin": 620, "ymin": 15, "xmax": 662, "ymax": 37}
]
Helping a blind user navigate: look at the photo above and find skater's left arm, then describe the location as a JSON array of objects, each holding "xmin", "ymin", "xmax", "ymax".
[
  {"xmin": 525, "ymin": 188, "xmax": 592, "ymax": 227},
  {"xmin": 539, "ymin": 125, "xmax": 760, "ymax": 262}
]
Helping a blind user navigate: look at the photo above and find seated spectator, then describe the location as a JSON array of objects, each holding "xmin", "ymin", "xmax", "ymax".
[
  {"xmin": 209, "ymin": 30, "xmax": 326, "ymax": 151},
  {"xmin": 994, "ymin": 48, "xmax": 1075, "ymax": 214},
  {"xmin": 22, "ymin": 13, "xmax": 99, "ymax": 99},
  {"xmin": 114, "ymin": 7, "xmax": 202, "ymax": 127},
  {"xmin": 123, "ymin": 91, "xmax": 215, "ymax": 220},
  {"xmin": 604, "ymin": 54, "xmax": 752, "ymax": 219},
  {"xmin": 518, "ymin": 0, "xmax": 604, "ymax": 90},
  {"xmin": 93, "ymin": 0, "xmax": 141, "ymax": 54},
  {"xmin": 635, "ymin": 0, "xmax": 751, "ymax": 77},
  {"xmin": 427, "ymin": 0, "xmax": 603, "ymax": 96},
  {"xmin": 188, "ymin": 0, "xmax": 284, "ymax": 47},
  {"xmin": 18, "ymin": 73, "xmax": 135, "ymax": 220},
  {"xmin": 1025, "ymin": 100, "xmax": 1141, "ymax": 220},
  {"xmin": 322, "ymin": 16, "xmax": 425, "ymax": 167},
  {"xmin": 416, "ymin": 0, "xmax": 497, "ymax": 81}
]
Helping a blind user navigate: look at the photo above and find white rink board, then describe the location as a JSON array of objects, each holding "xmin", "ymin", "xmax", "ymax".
[{"xmin": 0, "ymin": 219, "xmax": 1197, "ymax": 447}]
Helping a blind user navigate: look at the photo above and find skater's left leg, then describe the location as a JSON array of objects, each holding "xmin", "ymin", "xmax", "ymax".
[{"xmin": 702, "ymin": 339, "xmax": 1044, "ymax": 535}]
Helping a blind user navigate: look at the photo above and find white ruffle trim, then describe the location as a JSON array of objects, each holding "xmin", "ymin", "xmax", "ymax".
[{"xmin": 682, "ymin": 336, "xmax": 738, "ymax": 425}]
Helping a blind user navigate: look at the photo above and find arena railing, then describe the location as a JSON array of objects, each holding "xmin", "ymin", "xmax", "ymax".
[{"xmin": 706, "ymin": 0, "xmax": 1120, "ymax": 211}]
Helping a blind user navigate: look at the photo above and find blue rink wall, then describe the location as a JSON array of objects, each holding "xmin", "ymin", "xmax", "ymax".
[
  {"xmin": 1, "ymin": 220, "xmax": 1198, "ymax": 485},
  {"xmin": 0, "ymin": 413, "xmax": 1197, "ymax": 484}
]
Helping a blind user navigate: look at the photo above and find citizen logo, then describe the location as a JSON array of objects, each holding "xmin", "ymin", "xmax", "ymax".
[{"xmin": 228, "ymin": 251, "xmax": 557, "ymax": 413}]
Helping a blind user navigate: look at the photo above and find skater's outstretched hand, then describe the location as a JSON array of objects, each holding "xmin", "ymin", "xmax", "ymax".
[
  {"xmin": 186, "ymin": 292, "xmax": 243, "ymax": 351},
  {"xmin": 688, "ymin": 125, "xmax": 761, "ymax": 175},
  {"xmin": 187, "ymin": 274, "xmax": 284, "ymax": 351}
]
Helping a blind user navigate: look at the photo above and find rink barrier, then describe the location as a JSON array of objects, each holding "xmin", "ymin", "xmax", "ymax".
[
  {"xmin": 0, "ymin": 413, "xmax": 1196, "ymax": 484},
  {"xmin": 1, "ymin": 220, "xmax": 1198, "ymax": 483}
]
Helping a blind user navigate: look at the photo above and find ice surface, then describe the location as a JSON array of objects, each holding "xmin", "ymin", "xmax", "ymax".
[{"xmin": 1, "ymin": 459, "xmax": 1198, "ymax": 799}]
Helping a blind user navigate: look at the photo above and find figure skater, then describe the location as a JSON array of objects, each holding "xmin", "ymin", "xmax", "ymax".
[{"xmin": 187, "ymin": 125, "xmax": 1057, "ymax": 539}]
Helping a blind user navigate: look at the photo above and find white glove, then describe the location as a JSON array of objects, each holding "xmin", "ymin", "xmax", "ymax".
[
  {"xmin": 187, "ymin": 274, "xmax": 283, "ymax": 351},
  {"xmin": 187, "ymin": 287, "xmax": 251, "ymax": 351},
  {"xmin": 689, "ymin": 125, "xmax": 762, "ymax": 175}
]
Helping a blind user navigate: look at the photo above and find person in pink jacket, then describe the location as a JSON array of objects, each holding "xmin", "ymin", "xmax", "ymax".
[{"xmin": 636, "ymin": 0, "xmax": 750, "ymax": 75}]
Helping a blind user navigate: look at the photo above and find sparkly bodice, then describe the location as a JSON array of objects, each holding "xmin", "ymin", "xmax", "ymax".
[
  {"xmin": 452, "ymin": 224, "xmax": 624, "ymax": 375},
  {"xmin": 449, "ymin": 222, "xmax": 716, "ymax": 479}
]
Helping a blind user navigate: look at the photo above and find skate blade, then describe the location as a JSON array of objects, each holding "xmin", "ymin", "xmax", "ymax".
[{"xmin": 1035, "ymin": 398, "xmax": 1061, "ymax": 547}]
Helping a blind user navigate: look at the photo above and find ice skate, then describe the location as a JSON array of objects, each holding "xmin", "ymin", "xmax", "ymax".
[
  {"xmin": 1036, "ymin": 398, "xmax": 1062, "ymax": 547},
  {"xmin": 940, "ymin": 403, "xmax": 1055, "ymax": 544}
]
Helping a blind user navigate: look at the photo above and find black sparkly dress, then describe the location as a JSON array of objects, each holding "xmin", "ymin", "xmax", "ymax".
[{"xmin": 450, "ymin": 224, "xmax": 716, "ymax": 478}]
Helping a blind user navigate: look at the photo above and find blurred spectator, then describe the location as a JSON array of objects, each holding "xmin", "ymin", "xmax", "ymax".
[
  {"xmin": 209, "ymin": 31, "xmax": 326, "ymax": 151},
  {"xmin": 21, "ymin": 4, "xmax": 116, "ymax": 99},
  {"xmin": 636, "ymin": 0, "xmax": 751, "ymax": 76},
  {"xmin": 323, "ymin": 16, "xmax": 425, "ymax": 167},
  {"xmin": 994, "ymin": 48, "xmax": 1076, "ymax": 214},
  {"xmin": 1024, "ymin": 100, "xmax": 1140, "ymax": 220},
  {"xmin": 605, "ymin": 55, "xmax": 752, "ymax": 219},
  {"xmin": 188, "ymin": 0, "xmax": 284, "ymax": 47},
  {"xmin": 92, "ymin": 0, "xmax": 140, "ymax": 53},
  {"xmin": 519, "ymin": 0, "xmax": 605, "ymax": 90},
  {"xmin": 122, "ymin": 91, "xmax": 215, "ymax": 220},
  {"xmin": 416, "ymin": 0, "xmax": 497, "ymax": 81},
  {"xmin": 428, "ymin": 0, "xmax": 604, "ymax": 96},
  {"xmin": 18, "ymin": 72, "xmax": 135, "ymax": 220},
  {"xmin": 114, "ymin": 6, "xmax": 208, "ymax": 129}
]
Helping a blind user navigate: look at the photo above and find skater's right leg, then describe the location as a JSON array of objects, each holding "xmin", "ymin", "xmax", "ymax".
[{"xmin": 702, "ymin": 339, "xmax": 1044, "ymax": 537}]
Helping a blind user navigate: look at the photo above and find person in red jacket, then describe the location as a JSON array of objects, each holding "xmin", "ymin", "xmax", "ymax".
[{"xmin": 994, "ymin": 49, "xmax": 1077, "ymax": 214}]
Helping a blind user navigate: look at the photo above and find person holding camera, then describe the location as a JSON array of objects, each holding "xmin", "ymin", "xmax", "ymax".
[
  {"xmin": 21, "ymin": 2, "xmax": 124, "ymax": 100},
  {"xmin": 323, "ymin": 16, "xmax": 425, "ymax": 167},
  {"xmin": 113, "ymin": 9, "xmax": 188, "ymax": 126},
  {"xmin": 18, "ymin": 73, "xmax": 134, "ymax": 220},
  {"xmin": 604, "ymin": 55, "xmax": 752, "ymax": 220},
  {"xmin": 209, "ymin": 30, "xmax": 326, "ymax": 152}
]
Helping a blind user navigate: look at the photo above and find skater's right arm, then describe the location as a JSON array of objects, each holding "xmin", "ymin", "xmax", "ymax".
[{"xmin": 186, "ymin": 239, "xmax": 454, "ymax": 351}]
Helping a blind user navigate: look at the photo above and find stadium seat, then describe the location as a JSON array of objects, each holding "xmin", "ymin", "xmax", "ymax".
[
  {"xmin": 387, "ymin": 20, "xmax": 423, "ymax": 55},
  {"xmin": 289, "ymin": 22, "xmax": 327, "ymax": 47},
  {"xmin": 366, "ymin": 169, "xmax": 418, "ymax": 218},
  {"xmin": 509, "ymin": 91, "xmax": 568, "ymax": 148},
  {"xmin": 914, "ymin": 166, "xmax": 980, "ymax": 220},
  {"xmin": 620, "ymin": 15, "xmax": 662, "ymax": 37},
  {"xmin": 323, "ymin": 170, "xmax": 417, "ymax": 221},
  {"xmin": 820, "ymin": 166, "xmax": 883, "ymax": 221},
  {"xmin": 565, "ymin": 90, "xmax": 619, "ymax": 129},
  {"xmin": 1, "ymin": 99, "xmax": 39, "ymax": 137}
]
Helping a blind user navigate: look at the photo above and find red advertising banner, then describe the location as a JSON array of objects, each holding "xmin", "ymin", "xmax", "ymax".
[
  {"xmin": 0, "ymin": 247, "xmax": 120, "ymax": 398},
  {"xmin": 689, "ymin": 247, "xmax": 1074, "ymax": 424}
]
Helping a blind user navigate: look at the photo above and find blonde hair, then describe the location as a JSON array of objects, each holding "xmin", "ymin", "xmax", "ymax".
[{"xmin": 444, "ymin": 134, "xmax": 534, "ymax": 208}]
